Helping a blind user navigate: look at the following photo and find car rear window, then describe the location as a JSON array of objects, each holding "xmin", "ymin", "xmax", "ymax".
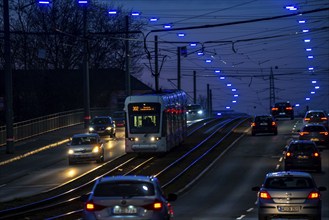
[
  {"xmin": 306, "ymin": 112, "xmax": 325, "ymax": 118},
  {"xmin": 94, "ymin": 181, "xmax": 155, "ymax": 197},
  {"xmin": 289, "ymin": 143, "xmax": 316, "ymax": 152},
  {"xmin": 303, "ymin": 126, "xmax": 326, "ymax": 132},
  {"xmin": 265, "ymin": 177, "xmax": 314, "ymax": 189},
  {"xmin": 255, "ymin": 116, "xmax": 272, "ymax": 122}
]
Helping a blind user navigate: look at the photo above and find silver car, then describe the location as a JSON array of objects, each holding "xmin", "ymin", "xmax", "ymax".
[
  {"xmin": 67, "ymin": 133, "xmax": 105, "ymax": 165},
  {"xmin": 81, "ymin": 175, "xmax": 177, "ymax": 220},
  {"xmin": 252, "ymin": 171, "xmax": 326, "ymax": 220},
  {"xmin": 303, "ymin": 110, "xmax": 329, "ymax": 128}
]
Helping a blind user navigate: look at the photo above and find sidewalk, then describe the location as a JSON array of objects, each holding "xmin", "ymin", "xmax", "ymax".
[{"xmin": 0, "ymin": 124, "xmax": 86, "ymax": 166}]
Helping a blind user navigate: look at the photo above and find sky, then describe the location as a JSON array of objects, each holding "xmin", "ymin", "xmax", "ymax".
[{"xmin": 107, "ymin": 0, "xmax": 329, "ymax": 116}]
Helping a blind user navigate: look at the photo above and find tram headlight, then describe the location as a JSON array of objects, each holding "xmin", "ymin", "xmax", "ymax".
[{"xmin": 150, "ymin": 137, "xmax": 160, "ymax": 142}]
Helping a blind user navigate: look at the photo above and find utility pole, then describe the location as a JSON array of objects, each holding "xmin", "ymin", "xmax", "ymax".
[
  {"xmin": 269, "ymin": 67, "xmax": 276, "ymax": 112},
  {"xmin": 82, "ymin": 5, "xmax": 90, "ymax": 128},
  {"xmin": 193, "ymin": 70, "xmax": 196, "ymax": 103},
  {"xmin": 3, "ymin": 0, "xmax": 14, "ymax": 153},
  {"xmin": 177, "ymin": 47, "xmax": 181, "ymax": 90},
  {"xmin": 154, "ymin": 35, "xmax": 159, "ymax": 92},
  {"xmin": 125, "ymin": 15, "xmax": 131, "ymax": 96}
]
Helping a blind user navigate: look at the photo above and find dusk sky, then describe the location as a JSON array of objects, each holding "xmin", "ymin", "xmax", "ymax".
[{"xmin": 108, "ymin": 0, "xmax": 329, "ymax": 115}]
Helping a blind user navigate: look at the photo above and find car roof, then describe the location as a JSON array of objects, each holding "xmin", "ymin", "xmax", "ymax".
[
  {"xmin": 98, "ymin": 175, "xmax": 157, "ymax": 183},
  {"xmin": 266, "ymin": 171, "xmax": 312, "ymax": 178},
  {"xmin": 72, "ymin": 133, "xmax": 100, "ymax": 138},
  {"xmin": 289, "ymin": 139, "xmax": 315, "ymax": 145},
  {"xmin": 305, "ymin": 109, "xmax": 326, "ymax": 113}
]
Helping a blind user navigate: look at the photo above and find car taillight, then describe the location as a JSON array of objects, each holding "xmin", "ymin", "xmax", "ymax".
[
  {"xmin": 251, "ymin": 122, "xmax": 256, "ymax": 127},
  {"xmin": 308, "ymin": 191, "xmax": 320, "ymax": 199},
  {"xmin": 299, "ymin": 131, "xmax": 309, "ymax": 136},
  {"xmin": 272, "ymin": 107, "xmax": 278, "ymax": 111},
  {"xmin": 320, "ymin": 131, "xmax": 328, "ymax": 136},
  {"xmin": 259, "ymin": 190, "xmax": 272, "ymax": 199},
  {"xmin": 142, "ymin": 200, "xmax": 163, "ymax": 211},
  {"xmin": 271, "ymin": 121, "xmax": 276, "ymax": 126},
  {"xmin": 320, "ymin": 117, "xmax": 328, "ymax": 121},
  {"xmin": 304, "ymin": 118, "xmax": 310, "ymax": 121},
  {"xmin": 286, "ymin": 107, "xmax": 293, "ymax": 110},
  {"xmin": 286, "ymin": 152, "xmax": 292, "ymax": 157},
  {"xmin": 85, "ymin": 201, "xmax": 106, "ymax": 211}
]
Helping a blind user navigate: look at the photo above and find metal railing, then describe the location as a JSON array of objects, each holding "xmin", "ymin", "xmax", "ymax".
[
  {"xmin": 0, "ymin": 109, "xmax": 84, "ymax": 147},
  {"xmin": 0, "ymin": 107, "xmax": 117, "ymax": 148}
]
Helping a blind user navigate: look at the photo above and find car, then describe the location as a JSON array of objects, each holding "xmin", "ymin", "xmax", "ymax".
[
  {"xmin": 112, "ymin": 111, "xmax": 125, "ymax": 127},
  {"xmin": 89, "ymin": 116, "xmax": 116, "ymax": 138},
  {"xmin": 271, "ymin": 102, "xmax": 294, "ymax": 120},
  {"xmin": 67, "ymin": 133, "xmax": 105, "ymax": 165},
  {"xmin": 303, "ymin": 110, "xmax": 329, "ymax": 128},
  {"xmin": 251, "ymin": 115, "xmax": 278, "ymax": 136},
  {"xmin": 299, "ymin": 124, "xmax": 329, "ymax": 145},
  {"xmin": 186, "ymin": 104, "xmax": 205, "ymax": 120},
  {"xmin": 252, "ymin": 171, "xmax": 326, "ymax": 220},
  {"xmin": 81, "ymin": 175, "xmax": 178, "ymax": 220},
  {"xmin": 283, "ymin": 140, "xmax": 321, "ymax": 172}
]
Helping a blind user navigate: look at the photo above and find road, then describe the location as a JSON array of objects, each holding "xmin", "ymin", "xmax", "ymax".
[
  {"xmin": 0, "ymin": 127, "xmax": 126, "ymax": 202},
  {"xmin": 173, "ymin": 119, "xmax": 329, "ymax": 219},
  {"xmin": 0, "ymin": 119, "xmax": 328, "ymax": 220}
]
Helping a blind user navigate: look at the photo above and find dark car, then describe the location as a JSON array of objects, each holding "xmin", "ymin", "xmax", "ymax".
[
  {"xmin": 252, "ymin": 171, "xmax": 326, "ymax": 220},
  {"xmin": 303, "ymin": 110, "xmax": 329, "ymax": 129},
  {"xmin": 186, "ymin": 104, "xmax": 205, "ymax": 120},
  {"xmin": 251, "ymin": 115, "xmax": 278, "ymax": 136},
  {"xmin": 112, "ymin": 111, "xmax": 125, "ymax": 127},
  {"xmin": 89, "ymin": 116, "xmax": 116, "ymax": 138},
  {"xmin": 299, "ymin": 124, "xmax": 329, "ymax": 145},
  {"xmin": 271, "ymin": 102, "xmax": 294, "ymax": 120},
  {"xmin": 81, "ymin": 175, "xmax": 177, "ymax": 220},
  {"xmin": 283, "ymin": 140, "xmax": 321, "ymax": 172}
]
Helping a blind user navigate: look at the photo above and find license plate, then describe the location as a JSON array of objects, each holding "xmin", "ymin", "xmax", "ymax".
[
  {"xmin": 260, "ymin": 123, "xmax": 268, "ymax": 125},
  {"xmin": 297, "ymin": 155, "xmax": 309, "ymax": 159},
  {"xmin": 112, "ymin": 206, "xmax": 137, "ymax": 214},
  {"xmin": 278, "ymin": 206, "xmax": 300, "ymax": 212},
  {"xmin": 311, "ymin": 138, "xmax": 319, "ymax": 141}
]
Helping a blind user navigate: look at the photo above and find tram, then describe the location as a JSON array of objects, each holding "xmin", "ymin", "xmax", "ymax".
[{"xmin": 124, "ymin": 90, "xmax": 187, "ymax": 153}]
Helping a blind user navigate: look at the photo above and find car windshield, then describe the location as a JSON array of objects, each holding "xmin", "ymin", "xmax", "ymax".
[
  {"xmin": 93, "ymin": 181, "xmax": 155, "ymax": 197},
  {"xmin": 91, "ymin": 118, "xmax": 110, "ymax": 125},
  {"xmin": 72, "ymin": 137, "xmax": 97, "ymax": 145},
  {"xmin": 264, "ymin": 177, "xmax": 314, "ymax": 189}
]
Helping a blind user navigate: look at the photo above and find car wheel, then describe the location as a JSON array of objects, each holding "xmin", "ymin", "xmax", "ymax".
[{"xmin": 96, "ymin": 153, "xmax": 105, "ymax": 163}]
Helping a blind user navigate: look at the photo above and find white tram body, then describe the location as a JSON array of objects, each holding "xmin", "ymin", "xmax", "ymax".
[{"xmin": 124, "ymin": 90, "xmax": 187, "ymax": 153}]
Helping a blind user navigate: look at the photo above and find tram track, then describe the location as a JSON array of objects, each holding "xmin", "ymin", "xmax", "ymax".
[{"xmin": 0, "ymin": 116, "xmax": 250, "ymax": 219}]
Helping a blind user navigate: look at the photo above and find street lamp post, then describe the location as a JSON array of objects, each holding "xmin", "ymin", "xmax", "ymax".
[{"xmin": 3, "ymin": 0, "xmax": 14, "ymax": 153}]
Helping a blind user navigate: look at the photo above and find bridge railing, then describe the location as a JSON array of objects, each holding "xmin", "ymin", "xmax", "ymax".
[{"xmin": 0, "ymin": 109, "xmax": 85, "ymax": 147}]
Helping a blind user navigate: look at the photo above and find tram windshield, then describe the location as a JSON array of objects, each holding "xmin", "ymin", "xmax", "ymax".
[{"xmin": 127, "ymin": 103, "xmax": 160, "ymax": 134}]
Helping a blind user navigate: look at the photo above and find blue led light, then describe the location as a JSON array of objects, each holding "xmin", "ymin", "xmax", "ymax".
[
  {"xmin": 312, "ymin": 80, "xmax": 317, "ymax": 84},
  {"xmin": 227, "ymin": 83, "xmax": 232, "ymax": 87},
  {"xmin": 163, "ymin": 24, "xmax": 172, "ymax": 29},
  {"xmin": 190, "ymin": 43, "xmax": 197, "ymax": 47},
  {"xmin": 234, "ymin": 94, "xmax": 239, "ymax": 97},
  {"xmin": 307, "ymin": 55, "xmax": 314, "ymax": 59},
  {"xmin": 304, "ymin": 39, "xmax": 311, "ymax": 42},
  {"xmin": 177, "ymin": 33, "xmax": 185, "ymax": 37},
  {"xmin": 311, "ymin": 91, "xmax": 315, "ymax": 94},
  {"xmin": 295, "ymin": 104, "xmax": 300, "ymax": 107},
  {"xmin": 302, "ymin": 29, "xmax": 309, "ymax": 33},
  {"xmin": 232, "ymin": 100, "xmax": 237, "ymax": 103},
  {"xmin": 149, "ymin": 18, "xmax": 158, "ymax": 22},
  {"xmin": 197, "ymin": 52, "xmax": 204, "ymax": 56},
  {"xmin": 220, "ymin": 76, "xmax": 225, "ymax": 80},
  {"xmin": 298, "ymin": 20, "xmax": 306, "ymax": 24},
  {"xmin": 205, "ymin": 59, "xmax": 212, "ymax": 63},
  {"xmin": 39, "ymin": 1, "xmax": 50, "ymax": 4},
  {"xmin": 77, "ymin": 0, "xmax": 88, "ymax": 4},
  {"xmin": 306, "ymin": 48, "xmax": 312, "ymax": 51},
  {"xmin": 285, "ymin": 5, "xmax": 298, "ymax": 11},
  {"xmin": 214, "ymin": 70, "xmax": 220, "ymax": 73},
  {"xmin": 305, "ymin": 97, "xmax": 310, "ymax": 101},
  {"xmin": 315, "ymin": 86, "xmax": 320, "ymax": 89},
  {"xmin": 108, "ymin": 10, "xmax": 117, "ymax": 15},
  {"xmin": 232, "ymin": 88, "xmax": 236, "ymax": 92},
  {"xmin": 226, "ymin": 106, "xmax": 231, "ymax": 109},
  {"xmin": 308, "ymin": 67, "xmax": 314, "ymax": 71},
  {"xmin": 131, "ymin": 12, "xmax": 140, "ymax": 16}
]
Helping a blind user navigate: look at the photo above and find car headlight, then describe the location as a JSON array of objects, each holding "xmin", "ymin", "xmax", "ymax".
[
  {"xmin": 150, "ymin": 137, "xmax": 160, "ymax": 142},
  {"xmin": 92, "ymin": 146, "xmax": 100, "ymax": 153},
  {"xmin": 89, "ymin": 127, "xmax": 94, "ymax": 132},
  {"xmin": 106, "ymin": 126, "xmax": 113, "ymax": 131},
  {"xmin": 68, "ymin": 149, "xmax": 74, "ymax": 155}
]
